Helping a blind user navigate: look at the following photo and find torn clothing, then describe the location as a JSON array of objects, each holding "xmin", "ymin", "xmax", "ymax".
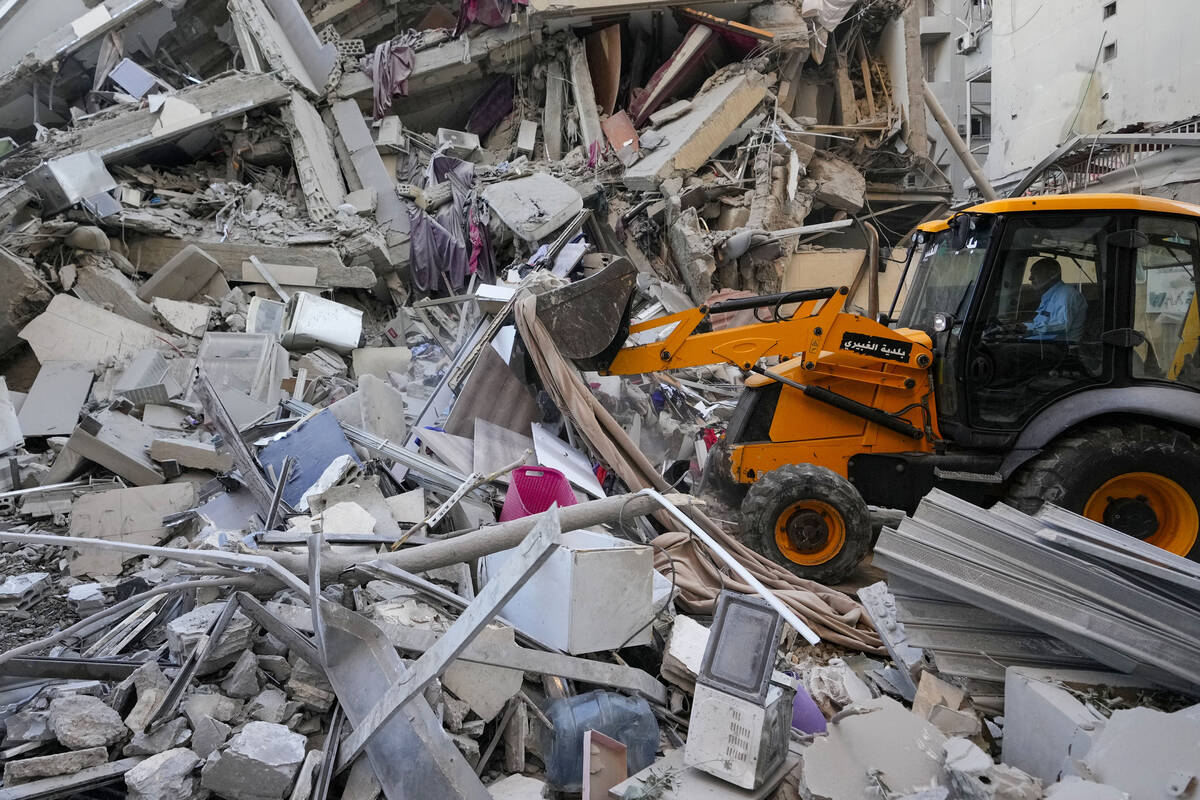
[{"xmin": 364, "ymin": 39, "xmax": 415, "ymax": 119}]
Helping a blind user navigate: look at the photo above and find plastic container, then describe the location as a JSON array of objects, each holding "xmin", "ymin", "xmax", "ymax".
[
  {"xmin": 498, "ymin": 466, "xmax": 577, "ymax": 522},
  {"xmin": 540, "ymin": 690, "xmax": 658, "ymax": 791},
  {"xmin": 791, "ymin": 683, "xmax": 827, "ymax": 734}
]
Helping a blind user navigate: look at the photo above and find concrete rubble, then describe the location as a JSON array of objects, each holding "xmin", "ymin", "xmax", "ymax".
[{"xmin": 0, "ymin": 1, "xmax": 1192, "ymax": 799}]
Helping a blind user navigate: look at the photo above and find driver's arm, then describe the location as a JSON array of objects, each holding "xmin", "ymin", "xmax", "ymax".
[{"xmin": 1024, "ymin": 289, "xmax": 1070, "ymax": 338}]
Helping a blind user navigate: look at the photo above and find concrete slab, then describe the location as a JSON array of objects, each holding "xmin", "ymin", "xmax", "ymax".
[
  {"xmin": 150, "ymin": 437, "xmax": 233, "ymax": 473},
  {"xmin": 328, "ymin": 374, "xmax": 407, "ymax": 449},
  {"xmin": 67, "ymin": 482, "xmax": 197, "ymax": 576},
  {"xmin": 1081, "ymin": 704, "xmax": 1200, "ymax": 799},
  {"xmin": 20, "ymin": 294, "xmax": 169, "ymax": 367},
  {"xmin": 660, "ymin": 614, "xmax": 709, "ymax": 692},
  {"xmin": 74, "ymin": 264, "xmax": 160, "ymax": 328},
  {"xmin": 442, "ymin": 624, "xmax": 524, "ymax": 722},
  {"xmin": 1001, "ymin": 667, "xmax": 1147, "ymax": 784},
  {"xmin": 67, "ymin": 408, "xmax": 166, "ymax": 487},
  {"xmin": 623, "ymin": 72, "xmax": 767, "ymax": 190},
  {"xmin": 137, "ymin": 244, "xmax": 221, "ymax": 302},
  {"xmin": 481, "ymin": 173, "xmax": 583, "ymax": 243},
  {"xmin": 351, "ymin": 347, "xmax": 412, "ymax": 381},
  {"xmin": 798, "ymin": 697, "xmax": 946, "ymax": 799},
  {"xmin": 17, "ymin": 362, "xmax": 93, "ymax": 437},
  {"xmin": 151, "ymin": 298, "xmax": 212, "ymax": 337}
]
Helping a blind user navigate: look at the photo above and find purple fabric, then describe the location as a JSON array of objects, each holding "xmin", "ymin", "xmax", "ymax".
[
  {"xmin": 364, "ymin": 39, "xmax": 415, "ymax": 119},
  {"xmin": 791, "ymin": 685, "xmax": 827, "ymax": 734},
  {"xmin": 454, "ymin": 0, "xmax": 515, "ymax": 37},
  {"xmin": 407, "ymin": 155, "xmax": 497, "ymax": 294},
  {"xmin": 407, "ymin": 206, "xmax": 468, "ymax": 294},
  {"xmin": 466, "ymin": 76, "xmax": 515, "ymax": 138}
]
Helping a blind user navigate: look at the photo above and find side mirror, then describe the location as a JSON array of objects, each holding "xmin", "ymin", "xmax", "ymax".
[{"xmin": 1107, "ymin": 229, "xmax": 1149, "ymax": 249}]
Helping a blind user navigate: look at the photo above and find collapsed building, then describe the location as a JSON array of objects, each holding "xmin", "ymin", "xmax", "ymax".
[{"xmin": 0, "ymin": 0, "xmax": 1196, "ymax": 799}]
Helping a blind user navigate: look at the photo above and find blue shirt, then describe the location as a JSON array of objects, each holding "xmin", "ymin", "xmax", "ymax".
[{"xmin": 1025, "ymin": 280, "xmax": 1088, "ymax": 341}]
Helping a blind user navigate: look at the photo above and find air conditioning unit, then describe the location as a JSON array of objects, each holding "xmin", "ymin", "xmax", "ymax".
[{"xmin": 957, "ymin": 31, "xmax": 978, "ymax": 54}]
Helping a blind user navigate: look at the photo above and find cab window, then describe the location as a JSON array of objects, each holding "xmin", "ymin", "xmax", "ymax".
[
  {"xmin": 966, "ymin": 213, "xmax": 1111, "ymax": 428},
  {"xmin": 1132, "ymin": 215, "xmax": 1200, "ymax": 389}
]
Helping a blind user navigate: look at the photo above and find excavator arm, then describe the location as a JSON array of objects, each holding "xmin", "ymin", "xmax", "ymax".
[{"xmin": 602, "ymin": 286, "xmax": 933, "ymax": 395}]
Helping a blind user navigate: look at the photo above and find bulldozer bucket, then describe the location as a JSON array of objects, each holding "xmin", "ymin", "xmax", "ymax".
[{"xmin": 535, "ymin": 256, "xmax": 639, "ymax": 367}]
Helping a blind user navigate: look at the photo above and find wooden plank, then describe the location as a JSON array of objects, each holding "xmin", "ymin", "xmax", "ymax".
[
  {"xmin": 127, "ymin": 237, "xmax": 376, "ymax": 289},
  {"xmin": 856, "ymin": 37, "xmax": 876, "ymax": 117}
]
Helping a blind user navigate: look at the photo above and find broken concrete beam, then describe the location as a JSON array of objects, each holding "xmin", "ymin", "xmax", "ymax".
[
  {"xmin": 330, "ymin": 100, "xmax": 408, "ymax": 236},
  {"xmin": 129, "ymin": 238, "xmax": 375, "ymax": 290},
  {"xmin": 338, "ymin": 26, "xmax": 539, "ymax": 102},
  {"xmin": 68, "ymin": 483, "xmax": 197, "ymax": 576},
  {"xmin": 20, "ymin": 294, "xmax": 170, "ymax": 367},
  {"xmin": 137, "ymin": 244, "xmax": 221, "ymax": 302},
  {"xmin": 1002, "ymin": 667, "xmax": 1145, "ymax": 784},
  {"xmin": 17, "ymin": 361, "xmax": 94, "ymax": 437},
  {"xmin": 624, "ymin": 72, "xmax": 768, "ymax": 190},
  {"xmin": 150, "ymin": 438, "xmax": 233, "ymax": 473},
  {"xmin": 0, "ymin": 247, "xmax": 53, "ymax": 357},
  {"xmin": 66, "ymin": 408, "xmax": 166, "ymax": 487},
  {"xmin": 229, "ymin": 0, "xmax": 336, "ymax": 96},
  {"xmin": 241, "ymin": 261, "xmax": 320, "ymax": 286},
  {"xmin": 124, "ymin": 747, "xmax": 203, "ymax": 800},
  {"xmin": 49, "ymin": 695, "xmax": 128, "ymax": 750},
  {"xmin": 3, "ymin": 745, "xmax": 108, "ymax": 785},
  {"xmin": 567, "ymin": 38, "xmax": 604, "ymax": 157},
  {"xmin": 808, "ymin": 150, "xmax": 866, "ymax": 212},
  {"xmin": 200, "ymin": 721, "xmax": 306, "ymax": 800},
  {"xmin": 284, "ymin": 90, "xmax": 346, "ymax": 221},
  {"xmin": 543, "ymin": 59, "xmax": 565, "ymax": 161},
  {"xmin": 73, "ymin": 264, "xmax": 160, "ymax": 327}
]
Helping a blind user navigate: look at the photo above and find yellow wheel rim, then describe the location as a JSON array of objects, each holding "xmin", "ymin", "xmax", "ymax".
[
  {"xmin": 774, "ymin": 500, "xmax": 846, "ymax": 566},
  {"xmin": 1083, "ymin": 472, "xmax": 1199, "ymax": 556}
]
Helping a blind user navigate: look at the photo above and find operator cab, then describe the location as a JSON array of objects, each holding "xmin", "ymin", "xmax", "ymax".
[{"xmin": 897, "ymin": 195, "xmax": 1200, "ymax": 450}]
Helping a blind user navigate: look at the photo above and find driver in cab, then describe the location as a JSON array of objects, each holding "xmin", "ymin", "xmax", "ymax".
[
  {"xmin": 1023, "ymin": 258, "xmax": 1088, "ymax": 341},
  {"xmin": 989, "ymin": 258, "xmax": 1088, "ymax": 342}
]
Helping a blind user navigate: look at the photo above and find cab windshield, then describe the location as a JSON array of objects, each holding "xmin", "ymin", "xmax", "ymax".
[{"xmin": 899, "ymin": 215, "xmax": 995, "ymax": 337}]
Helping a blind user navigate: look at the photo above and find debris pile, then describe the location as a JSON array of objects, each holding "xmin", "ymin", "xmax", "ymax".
[{"xmin": 0, "ymin": 1, "xmax": 1193, "ymax": 799}]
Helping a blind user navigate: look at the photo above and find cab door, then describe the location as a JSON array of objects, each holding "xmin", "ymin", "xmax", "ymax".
[{"xmin": 960, "ymin": 212, "xmax": 1119, "ymax": 432}]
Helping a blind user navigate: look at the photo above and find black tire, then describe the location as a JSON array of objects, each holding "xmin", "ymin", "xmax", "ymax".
[
  {"xmin": 1006, "ymin": 422, "xmax": 1200, "ymax": 560},
  {"xmin": 740, "ymin": 464, "xmax": 872, "ymax": 584}
]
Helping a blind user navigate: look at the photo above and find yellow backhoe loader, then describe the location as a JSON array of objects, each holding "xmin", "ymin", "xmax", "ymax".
[{"xmin": 536, "ymin": 193, "xmax": 1200, "ymax": 583}]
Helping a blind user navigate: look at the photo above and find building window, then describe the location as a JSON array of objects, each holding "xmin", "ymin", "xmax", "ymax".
[
  {"xmin": 1103, "ymin": 42, "xmax": 1117, "ymax": 61},
  {"xmin": 1103, "ymin": 2, "xmax": 1117, "ymax": 18}
]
